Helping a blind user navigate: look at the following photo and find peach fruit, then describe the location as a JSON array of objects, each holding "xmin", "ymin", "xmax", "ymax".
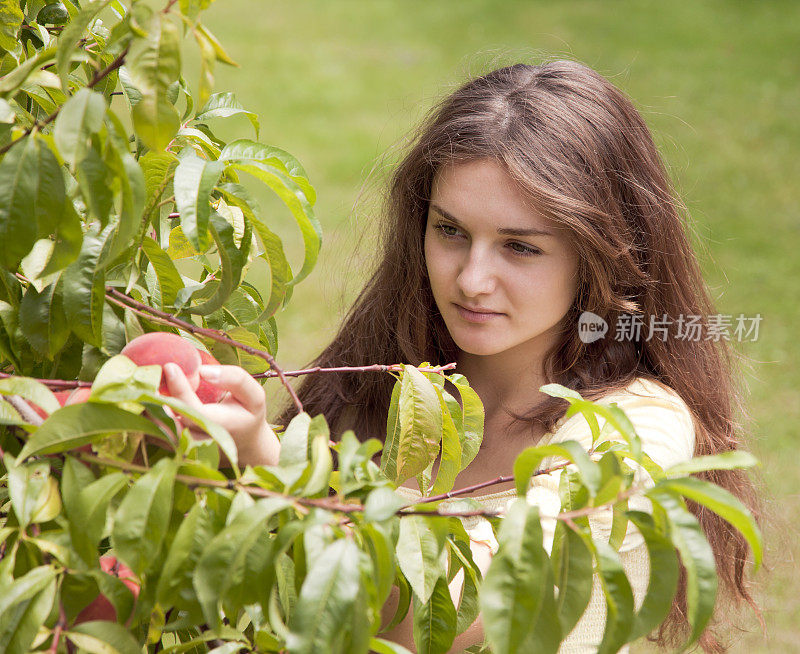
[
  {"xmin": 121, "ymin": 332, "xmax": 201, "ymax": 394},
  {"xmin": 74, "ymin": 554, "xmax": 140, "ymax": 625},
  {"xmin": 195, "ymin": 349, "xmax": 225, "ymax": 404}
]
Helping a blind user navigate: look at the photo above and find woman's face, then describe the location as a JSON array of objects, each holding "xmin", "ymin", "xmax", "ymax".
[{"xmin": 424, "ymin": 158, "xmax": 580, "ymax": 361}]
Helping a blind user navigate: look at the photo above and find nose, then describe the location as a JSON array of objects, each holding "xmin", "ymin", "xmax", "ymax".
[{"xmin": 456, "ymin": 245, "xmax": 497, "ymax": 298}]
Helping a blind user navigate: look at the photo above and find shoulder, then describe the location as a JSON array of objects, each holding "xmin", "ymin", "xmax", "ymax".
[{"xmin": 548, "ymin": 377, "xmax": 696, "ymax": 469}]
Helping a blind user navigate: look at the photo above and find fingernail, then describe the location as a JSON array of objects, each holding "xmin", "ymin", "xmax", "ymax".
[{"xmin": 199, "ymin": 365, "xmax": 221, "ymax": 383}]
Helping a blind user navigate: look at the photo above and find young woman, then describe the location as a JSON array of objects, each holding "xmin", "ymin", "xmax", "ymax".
[{"xmin": 165, "ymin": 59, "xmax": 761, "ymax": 652}]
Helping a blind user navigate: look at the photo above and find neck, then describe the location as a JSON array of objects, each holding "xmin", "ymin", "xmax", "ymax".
[{"xmin": 455, "ymin": 346, "xmax": 550, "ymax": 419}]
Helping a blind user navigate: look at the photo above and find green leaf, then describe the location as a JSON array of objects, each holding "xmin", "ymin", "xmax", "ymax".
[
  {"xmin": 0, "ymin": 565, "xmax": 57, "ymax": 618},
  {"xmin": 664, "ymin": 451, "xmax": 759, "ymax": 477},
  {"xmin": 449, "ymin": 376, "xmax": 483, "ymax": 471},
  {"xmin": 285, "ymin": 539, "xmax": 363, "ymax": 654},
  {"xmin": 183, "ymin": 211, "xmax": 247, "ymax": 315},
  {"xmin": 127, "ymin": 13, "xmax": 181, "ymax": 151},
  {"xmin": 62, "ymin": 225, "xmax": 113, "ymax": 347},
  {"xmin": 65, "ymin": 620, "xmax": 141, "ymax": 654},
  {"xmin": 174, "ymin": 150, "xmax": 224, "ymax": 250},
  {"xmin": 53, "ymin": 88, "xmax": 107, "ymax": 166},
  {"xmin": 142, "ymin": 236, "xmax": 183, "ymax": 307},
  {"xmin": 0, "ymin": 0, "xmax": 24, "ymax": 53},
  {"xmin": 75, "ymin": 146, "xmax": 113, "ymax": 223},
  {"xmin": 111, "ymin": 457, "xmax": 177, "ymax": 577},
  {"xmin": 29, "ymin": 136, "xmax": 66, "ymax": 241},
  {"xmin": 480, "ymin": 499, "xmax": 547, "ymax": 654},
  {"xmin": 300, "ymin": 420, "xmax": 333, "ymax": 496},
  {"xmin": 551, "ymin": 522, "xmax": 593, "ymax": 636},
  {"xmin": 395, "ymin": 366, "xmax": 443, "ymax": 485},
  {"xmin": 648, "ymin": 490, "xmax": 717, "ymax": 650},
  {"xmin": 625, "ymin": 511, "xmax": 679, "ymax": 642},
  {"xmin": 0, "ymin": 137, "xmax": 40, "ymax": 269},
  {"xmin": 141, "ymin": 150, "xmax": 178, "ymax": 212},
  {"xmin": 396, "ymin": 515, "xmax": 447, "ymax": 604},
  {"xmin": 368, "ymin": 639, "xmax": 413, "ymax": 654},
  {"xmin": 217, "ymin": 183, "xmax": 293, "ymax": 320},
  {"xmin": 656, "ymin": 476, "xmax": 762, "ymax": 570},
  {"xmin": 0, "ymin": 375, "xmax": 60, "ymax": 415},
  {"xmin": 429, "ymin": 388, "xmax": 462, "ymax": 496},
  {"xmin": 582, "ymin": 536, "xmax": 634, "ymax": 654},
  {"xmin": 513, "ymin": 440, "xmax": 601, "ymax": 497},
  {"xmin": 220, "ymin": 138, "xmax": 314, "ymax": 204},
  {"xmin": 195, "ymin": 92, "xmax": 258, "ymax": 137},
  {"xmin": 40, "ymin": 196, "xmax": 83, "ymax": 276},
  {"xmin": 226, "ymin": 160, "xmax": 320, "ymax": 285},
  {"xmin": 156, "ymin": 502, "xmax": 212, "ymax": 607},
  {"xmin": 55, "ymin": 0, "xmax": 112, "ymax": 91},
  {"xmin": 364, "ymin": 486, "xmax": 405, "ymax": 522},
  {"xmin": 65, "ymin": 465, "xmax": 128, "ymax": 563},
  {"xmin": 102, "ymin": 113, "xmax": 146, "ymax": 265},
  {"xmin": 379, "ymin": 377, "xmax": 402, "ymax": 483},
  {"xmin": 413, "ymin": 575, "xmax": 456, "ymax": 654},
  {"xmin": 0, "ymin": 568, "xmax": 57, "ymax": 654},
  {"xmin": 17, "ymin": 402, "xmax": 164, "ymax": 460},
  {"xmin": 37, "ymin": 3, "xmax": 70, "ymax": 26},
  {"xmin": 4, "ymin": 455, "xmax": 57, "ymax": 528},
  {"xmin": 19, "ymin": 277, "xmax": 69, "ymax": 358},
  {"xmin": 194, "ymin": 497, "xmax": 292, "ymax": 625}
]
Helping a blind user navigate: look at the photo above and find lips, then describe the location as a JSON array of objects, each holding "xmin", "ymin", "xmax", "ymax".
[{"xmin": 454, "ymin": 303, "xmax": 503, "ymax": 323}]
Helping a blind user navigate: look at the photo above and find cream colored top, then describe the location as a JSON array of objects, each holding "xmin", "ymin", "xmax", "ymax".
[{"xmin": 394, "ymin": 377, "xmax": 697, "ymax": 653}]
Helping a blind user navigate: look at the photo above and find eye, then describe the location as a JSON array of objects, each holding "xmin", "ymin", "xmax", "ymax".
[
  {"xmin": 434, "ymin": 222, "xmax": 461, "ymax": 239},
  {"xmin": 507, "ymin": 241, "xmax": 542, "ymax": 256}
]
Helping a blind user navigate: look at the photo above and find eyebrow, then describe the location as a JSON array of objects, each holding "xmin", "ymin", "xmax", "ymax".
[{"xmin": 430, "ymin": 204, "xmax": 554, "ymax": 238}]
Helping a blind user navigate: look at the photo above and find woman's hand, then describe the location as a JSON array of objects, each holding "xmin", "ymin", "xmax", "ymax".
[{"xmin": 162, "ymin": 362, "xmax": 281, "ymax": 467}]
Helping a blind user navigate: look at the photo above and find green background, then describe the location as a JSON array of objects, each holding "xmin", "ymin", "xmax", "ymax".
[{"xmin": 196, "ymin": 1, "xmax": 798, "ymax": 649}]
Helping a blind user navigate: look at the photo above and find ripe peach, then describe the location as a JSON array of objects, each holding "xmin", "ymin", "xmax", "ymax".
[
  {"xmin": 121, "ymin": 332, "xmax": 201, "ymax": 394},
  {"xmin": 195, "ymin": 349, "xmax": 225, "ymax": 404},
  {"xmin": 74, "ymin": 555, "xmax": 140, "ymax": 625},
  {"xmin": 55, "ymin": 390, "xmax": 73, "ymax": 406}
]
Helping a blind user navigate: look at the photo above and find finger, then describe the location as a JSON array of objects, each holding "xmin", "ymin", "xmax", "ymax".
[
  {"xmin": 163, "ymin": 363, "xmax": 203, "ymax": 410},
  {"xmin": 198, "ymin": 365, "xmax": 265, "ymax": 413}
]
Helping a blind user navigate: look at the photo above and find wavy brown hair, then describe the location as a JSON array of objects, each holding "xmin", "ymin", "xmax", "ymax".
[{"xmin": 277, "ymin": 59, "xmax": 762, "ymax": 650}]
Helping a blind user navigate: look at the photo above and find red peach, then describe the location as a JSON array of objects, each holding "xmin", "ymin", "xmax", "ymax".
[
  {"xmin": 195, "ymin": 350, "xmax": 225, "ymax": 404},
  {"xmin": 74, "ymin": 555, "xmax": 140, "ymax": 625},
  {"xmin": 121, "ymin": 332, "xmax": 201, "ymax": 394},
  {"xmin": 55, "ymin": 390, "xmax": 73, "ymax": 406}
]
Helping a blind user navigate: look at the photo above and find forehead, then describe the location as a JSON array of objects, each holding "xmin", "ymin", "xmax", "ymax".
[{"xmin": 430, "ymin": 159, "xmax": 560, "ymax": 233}]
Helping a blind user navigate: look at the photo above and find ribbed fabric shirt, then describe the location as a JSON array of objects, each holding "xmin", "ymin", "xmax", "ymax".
[{"xmin": 394, "ymin": 377, "xmax": 697, "ymax": 653}]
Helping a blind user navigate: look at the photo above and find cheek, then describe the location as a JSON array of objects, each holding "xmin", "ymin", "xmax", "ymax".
[{"xmin": 424, "ymin": 232, "xmax": 446, "ymax": 291}]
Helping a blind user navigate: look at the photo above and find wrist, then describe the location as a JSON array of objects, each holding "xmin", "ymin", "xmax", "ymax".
[{"xmin": 238, "ymin": 421, "xmax": 280, "ymax": 467}]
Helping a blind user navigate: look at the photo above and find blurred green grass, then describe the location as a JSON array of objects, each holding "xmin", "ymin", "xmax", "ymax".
[{"xmin": 194, "ymin": 1, "xmax": 799, "ymax": 649}]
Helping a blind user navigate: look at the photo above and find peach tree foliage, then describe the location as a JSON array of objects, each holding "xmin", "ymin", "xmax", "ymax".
[{"xmin": 0, "ymin": 1, "xmax": 763, "ymax": 653}]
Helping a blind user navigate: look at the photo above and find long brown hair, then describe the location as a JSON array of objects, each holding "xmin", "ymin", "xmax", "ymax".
[{"xmin": 277, "ymin": 59, "xmax": 762, "ymax": 650}]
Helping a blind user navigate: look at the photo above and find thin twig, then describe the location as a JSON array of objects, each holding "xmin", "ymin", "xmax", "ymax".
[
  {"xmin": 0, "ymin": 372, "xmax": 91, "ymax": 390},
  {"xmin": 47, "ymin": 603, "xmax": 67, "ymax": 654},
  {"xmin": 252, "ymin": 362, "xmax": 457, "ymax": 379}
]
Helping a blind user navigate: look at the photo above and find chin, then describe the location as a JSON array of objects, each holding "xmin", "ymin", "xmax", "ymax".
[{"xmin": 450, "ymin": 335, "xmax": 509, "ymax": 357}]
